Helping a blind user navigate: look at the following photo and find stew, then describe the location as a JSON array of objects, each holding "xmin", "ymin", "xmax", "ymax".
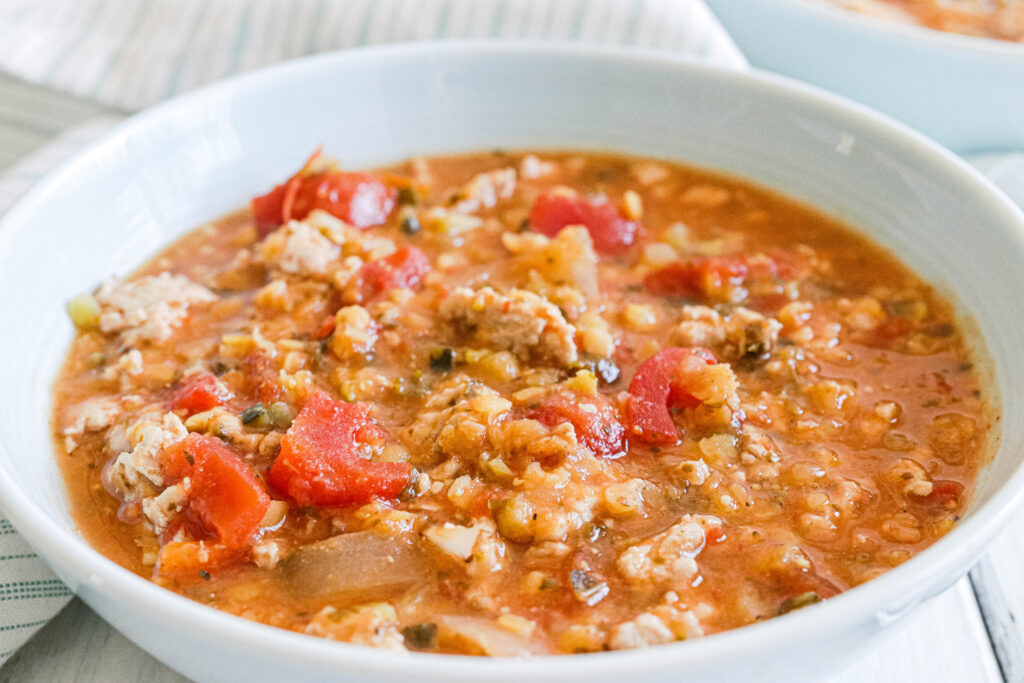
[{"xmin": 53, "ymin": 149, "xmax": 991, "ymax": 654}]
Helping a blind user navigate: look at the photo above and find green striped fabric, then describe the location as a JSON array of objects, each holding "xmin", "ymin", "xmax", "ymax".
[{"xmin": 0, "ymin": 518, "xmax": 72, "ymax": 663}]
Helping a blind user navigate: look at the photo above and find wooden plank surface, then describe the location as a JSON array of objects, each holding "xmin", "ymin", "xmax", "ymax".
[
  {"xmin": 970, "ymin": 508, "xmax": 1024, "ymax": 683},
  {"xmin": 0, "ymin": 577, "xmax": 1002, "ymax": 683},
  {"xmin": 965, "ymin": 152, "xmax": 1024, "ymax": 683}
]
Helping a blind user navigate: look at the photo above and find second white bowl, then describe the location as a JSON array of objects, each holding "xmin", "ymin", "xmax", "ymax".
[{"xmin": 706, "ymin": 0, "xmax": 1024, "ymax": 153}]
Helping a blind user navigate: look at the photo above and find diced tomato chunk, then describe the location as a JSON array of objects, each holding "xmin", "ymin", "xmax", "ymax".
[
  {"xmin": 358, "ymin": 246, "xmax": 431, "ymax": 301},
  {"xmin": 531, "ymin": 393, "xmax": 626, "ymax": 458},
  {"xmin": 645, "ymin": 251, "xmax": 811, "ymax": 301},
  {"xmin": 313, "ymin": 314, "xmax": 337, "ymax": 341},
  {"xmin": 289, "ymin": 172, "xmax": 396, "ymax": 228},
  {"xmin": 160, "ymin": 433, "xmax": 270, "ymax": 550},
  {"xmin": 251, "ymin": 183, "xmax": 289, "ymax": 235},
  {"xmin": 189, "ymin": 441, "xmax": 271, "ymax": 549},
  {"xmin": 251, "ymin": 149, "xmax": 322, "ymax": 235},
  {"xmin": 762, "ymin": 249, "xmax": 807, "ymax": 282},
  {"xmin": 251, "ymin": 150, "xmax": 396, "ymax": 234},
  {"xmin": 625, "ymin": 347, "xmax": 717, "ymax": 445},
  {"xmin": 169, "ymin": 372, "xmax": 231, "ymax": 416},
  {"xmin": 161, "ymin": 440, "xmax": 194, "ymax": 483},
  {"xmin": 922, "ymin": 480, "xmax": 964, "ymax": 510},
  {"xmin": 868, "ymin": 317, "xmax": 915, "ymax": 347},
  {"xmin": 156, "ymin": 541, "xmax": 239, "ymax": 576},
  {"xmin": 267, "ymin": 392, "xmax": 410, "ymax": 507},
  {"xmin": 643, "ymin": 257, "xmax": 749, "ymax": 298},
  {"xmin": 528, "ymin": 191, "xmax": 640, "ymax": 255}
]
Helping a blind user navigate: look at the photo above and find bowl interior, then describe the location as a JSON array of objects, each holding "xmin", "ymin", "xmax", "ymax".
[{"xmin": 1, "ymin": 43, "xmax": 1024, "ymax": 678}]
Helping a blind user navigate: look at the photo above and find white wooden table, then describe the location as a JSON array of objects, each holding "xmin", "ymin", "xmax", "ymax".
[{"xmin": 0, "ymin": 71, "xmax": 1020, "ymax": 683}]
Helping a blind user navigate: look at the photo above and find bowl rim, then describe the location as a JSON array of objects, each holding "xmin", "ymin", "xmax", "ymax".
[
  {"xmin": 775, "ymin": 0, "xmax": 1024, "ymax": 54},
  {"xmin": 2, "ymin": 40, "xmax": 1024, "ymax": 679}
]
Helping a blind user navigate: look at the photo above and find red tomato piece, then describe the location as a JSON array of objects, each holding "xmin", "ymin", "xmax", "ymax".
[
  {"xmin": 922, "ymin": 480, "xmax": 964, "ymax": 510},
  {"xmin": 762, "ymin": 249, "xmax": 806, "ymax": 282},
  {"xmin": 313, "ymin": 314, "xmax": 337, "ymax": 341},
  {"xmin": 531, "ymin": 393, "xmax": 626, "ymax": 458},
  {"xmin": 359, "ymin": 246, "xmax": 431, "ymax": 301},
  {"xmin": 643, "ymin": 257, "xmax": 749, "ymax": 298},
  {"xmin": 625, "ymin": 347, "xmax": 717, "ymax": 445},
  {"xmin": 289, "ymin": 172, "xmax": 396, "ymax": 228},
  {"xmin": 160, "ymin": 433, "xmax": 270, "ymax": 550},
  {"xmin": 251, "ymin": 149, "xmax": 396, "ymax": 234},
  {"xmin": 251, "ymin": 149, "xmax": 323, "ymax": 235},
  {"xmin": 161, "ymin": 440, "xmax": 193, "ymax": 483},
  {"xmin": 251, "ymin": 183, "xmax": 289, "ymax": 234},
  {"xmin": 267, "ymin": 392, "xmax": 410, "ymax": 507},
  {"xmin": 645, "ymin": 251, "xmax": 811, "ymax": 301},
  {"xmin": 528, "ymin": 191, "xmax": 640, "ymax": 255},
  {"xmin": 189, "ymin": 441, "xmax": 271, "ymax": 550},
  {"xmin": 169, "ymin": 372, "xmax": 231, "ymax": 416},
  {"xmin": 868, "ymin": 317, "xmax": 915, "ymax": 348}
]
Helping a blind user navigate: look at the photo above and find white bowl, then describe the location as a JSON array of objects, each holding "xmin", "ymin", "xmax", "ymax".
[
  {"xmin": 705, "ymin": 0, "xmax": 1024, "ymax": 154},
  {"xmin": 2, "ymin": 42, "xmax": 1024, "ymax": 683}
]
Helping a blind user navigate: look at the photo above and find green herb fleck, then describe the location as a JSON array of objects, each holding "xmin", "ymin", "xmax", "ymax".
[
  {"xmin": 392, "ymin": 377, "xmax": 411, "ymax": 396},
  {"xmin": 401, "ymin": 214, "xmax": 421, "ymax": 235},
  {"xmin": 429, "ymin": 347, "xmax": 455, "ymax": 372},
  {"xmin": 401, "ymin": 623, "xmax": 437, "ymax": 649},
  {"xmin": 397, "ymin": 186, "xmax": 420, "ymax": 207},
  {"xmin": 240, "ymin": 403, "xmax": 269, "ymax": 428}
]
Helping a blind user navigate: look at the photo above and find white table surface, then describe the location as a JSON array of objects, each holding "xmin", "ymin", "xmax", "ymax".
[{"xmin": 0, "ymin": 71, "xmax": 1019, "ymax": 683}]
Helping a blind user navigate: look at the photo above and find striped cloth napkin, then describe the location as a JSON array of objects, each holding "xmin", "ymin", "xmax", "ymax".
[
  {"xmin": 0, "ymin": 0, "xmax": 743, "ymax": 666},
  {"xmin": 0, "ymin": 0, "xmax": 744, "ymax": 110}
]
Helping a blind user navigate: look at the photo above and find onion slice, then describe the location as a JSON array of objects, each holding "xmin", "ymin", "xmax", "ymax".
[
  {"xmin": 436, "ymin": 616, "xmax": 548, "ymax": 656},
  {"xmin": 280, "ymin": 531, "xmax": 429, "ymax": 600}
]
